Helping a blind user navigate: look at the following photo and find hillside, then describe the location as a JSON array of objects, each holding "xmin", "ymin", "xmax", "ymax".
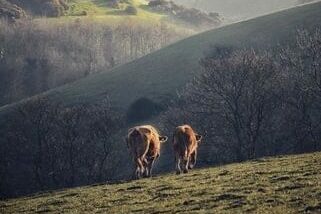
[
  {"xmin": 0, "ymin": 0, "xmax": 221, "ymax": 29},
  {"xmin": 1, "ymin": 152, "xmax": 320, "ymax": 213},
  {"xmin": 1, "ymin": 1, "xmax": 320, "ymax": 121}
]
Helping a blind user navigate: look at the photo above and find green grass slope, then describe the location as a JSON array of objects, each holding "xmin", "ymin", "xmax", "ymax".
[
  {"xmin": 1, "ymin": 152, "xmax": 320, "ymax": 213},
  {"xmin": 1, "ymin": 2, "xmax": 321, "ymax": 117},
  {"xmin": 63, "ymin": 0, "xmax": 166, "ymax": 22}
]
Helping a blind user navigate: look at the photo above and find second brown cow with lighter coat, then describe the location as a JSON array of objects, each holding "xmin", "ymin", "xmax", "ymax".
[{"xmin": 173, "ymin": 125, "xmax": 203, "ymax": 174}]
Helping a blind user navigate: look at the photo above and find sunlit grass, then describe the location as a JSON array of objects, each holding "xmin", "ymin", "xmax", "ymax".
[
  {"xmin": 64, "ymin": 0, "xmax": 165, "ymax": 22},
  {"xmin": 31, "ymin": 0, "xmax": 185, "ymax": 34},
  {"xmin": 2, "ymin": 152, "xmax": 321, "ymax": 213}
]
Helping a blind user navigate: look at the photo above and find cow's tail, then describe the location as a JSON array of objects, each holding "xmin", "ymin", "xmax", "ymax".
[
  {"xmin": 143, "ymin": 138, "xmax": 151, "ymax": 160},
  {"xmin": 132, "ymin": 128, "xmax": 151, "ymax": 160}
]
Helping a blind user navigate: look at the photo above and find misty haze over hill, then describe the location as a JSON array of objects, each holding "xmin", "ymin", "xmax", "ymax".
[{"xmin": 174, "ymin": 0, "xmax": 318, "ymax": 22}]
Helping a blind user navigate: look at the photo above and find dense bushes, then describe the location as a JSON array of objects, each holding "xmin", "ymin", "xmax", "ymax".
[
  {"xmin": 0, "ymin": 0, "xmax": 26, "ymax": 21},
  {"xmin": 125, "ymin": 5, "xmax": 137, "ymax": 15},
  {"xmin": 161, "ymin": 28, "xmax": 321, "ymax": 165},
  {"xmin": 126, "ymin": 97, "xmax": 164, "ymax": 123}
]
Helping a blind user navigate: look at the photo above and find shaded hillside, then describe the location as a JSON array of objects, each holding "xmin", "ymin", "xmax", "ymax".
[
  {"xmin": 1, "ymin": 2, "xmax": 320, "ymax": 119},
  {"xmin": 1, "ymin": 152, "xmax": 321, "ymax": 213},
  {"xmin": 0, "ymin": 0, "xmax": 219, "ymax": 106},
  {"xmin": 0, "ymin": 18, "xmax": 190, "ymax": 107}
]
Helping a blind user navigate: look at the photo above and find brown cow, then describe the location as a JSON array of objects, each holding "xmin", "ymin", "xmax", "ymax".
[
  {"xmin": 173, "ymin": 125, "xmax": 203, "ymax": 174},
  {"xmin": 126, "ymin": 125, "xmax": 168, "ymax": 179}
]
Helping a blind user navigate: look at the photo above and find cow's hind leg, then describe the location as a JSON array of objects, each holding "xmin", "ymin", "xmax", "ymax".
[
  {"xmin": 189, "ymin": 151, "xmax": 197, "ymax": 169},
  {"xmin": 183, "ymin": 156, "xmax": 190, "ymax": 174},
  {"xmin": 146, "ymin": 157, "xmax": 156, "ymax": 177},
  {"xmin": 142, "ymin": 158, "xmax": 149, "ymax": 178},
  {"xmin": 133, "ymin": 158, "xmax": 144, "ymax": 179}
]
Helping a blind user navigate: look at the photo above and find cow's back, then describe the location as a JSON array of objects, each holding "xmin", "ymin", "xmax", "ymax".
[{"xmin": 128, "ymin": 128, "xmax": 148, "ymax": 158}]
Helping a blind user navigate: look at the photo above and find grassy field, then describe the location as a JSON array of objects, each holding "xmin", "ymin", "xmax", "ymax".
[
  {"xmin": 1, "ymin": 152, "xmax": 320, "ymax": 213},
  {"xmin": 29, "ymin": 0, "xmax": 168, "ymax": 28},
  {"xmin": 1, "ymin": 1, "xmax": 321, "ymax": 120}
]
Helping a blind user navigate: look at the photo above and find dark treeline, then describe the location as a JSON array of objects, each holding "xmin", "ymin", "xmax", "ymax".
[
  {"xmin": 0, "ymin": 96, "xmax": 126, "ymax": 198},
  {"xmin": 161, "ymin": 28, "xmax": 321, "ymax": 165},
  {"xmin": 0, "ymin": 19, "xmax": 191, "ymax": 106}
]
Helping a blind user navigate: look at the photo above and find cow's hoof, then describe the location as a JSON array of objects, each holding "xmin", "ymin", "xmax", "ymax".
[
  {"xmin": 176, "ymin": 171, "xmax": 181, "ymax": 175},
  {"xmin": 183, "ymin": 169, "xmax": 189, "ymax": 174}
]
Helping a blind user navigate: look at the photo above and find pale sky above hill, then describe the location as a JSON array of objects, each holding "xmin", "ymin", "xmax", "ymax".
[{"xmin": 174, "ymin": 0, "xmax": 318, "ymax": 22}]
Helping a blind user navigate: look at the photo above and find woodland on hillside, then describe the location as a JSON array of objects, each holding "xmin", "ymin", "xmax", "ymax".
[
  {"xmin": 1, "ymin": 28, "xmax": 321, "ymax": 199},
  {"xmin": 0, "ymin": 19, "xmax": 191, "ymax": 106},
  {"xmin": 0, "ymin": 0, "xmax": 224, "ymax": 106}
]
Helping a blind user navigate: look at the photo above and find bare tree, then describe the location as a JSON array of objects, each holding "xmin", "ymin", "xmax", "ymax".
[
  {"xmin": 279, "ymin": 29, "xmax": 321, "ymax": 152},
  {"xmin": 86, "ymin": 98, "xmax": 123, "ymax": 182},
  {"xmin": 161, "ymin": 28, "xmax": 321, "ymax": 166},
  {"xmin": 183, "ymin": 49, "xmax": 279, "ymax": 160}
]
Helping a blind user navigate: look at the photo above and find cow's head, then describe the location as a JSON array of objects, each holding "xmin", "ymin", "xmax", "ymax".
[
  {"xmin": 196, "ymin": 134, "xmax": 203, "ymax": 143},
  {"xmin": 159, "ymin": 136, "xmax": 168, "ymax": 143}
]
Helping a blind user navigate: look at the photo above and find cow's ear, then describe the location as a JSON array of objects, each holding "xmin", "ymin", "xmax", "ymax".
[
  {"xmin": 159, "ymin": 136, "xmax": 168, "ymax": 143},
  {"xmin": 196, "ymin": 134, "xmax": 203, "ymax": 143}
]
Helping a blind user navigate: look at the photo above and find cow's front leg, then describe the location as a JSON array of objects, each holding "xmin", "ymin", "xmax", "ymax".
[{"xmin": 133, "ymin": 164, "xmax": 140, "ymax": 180}]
